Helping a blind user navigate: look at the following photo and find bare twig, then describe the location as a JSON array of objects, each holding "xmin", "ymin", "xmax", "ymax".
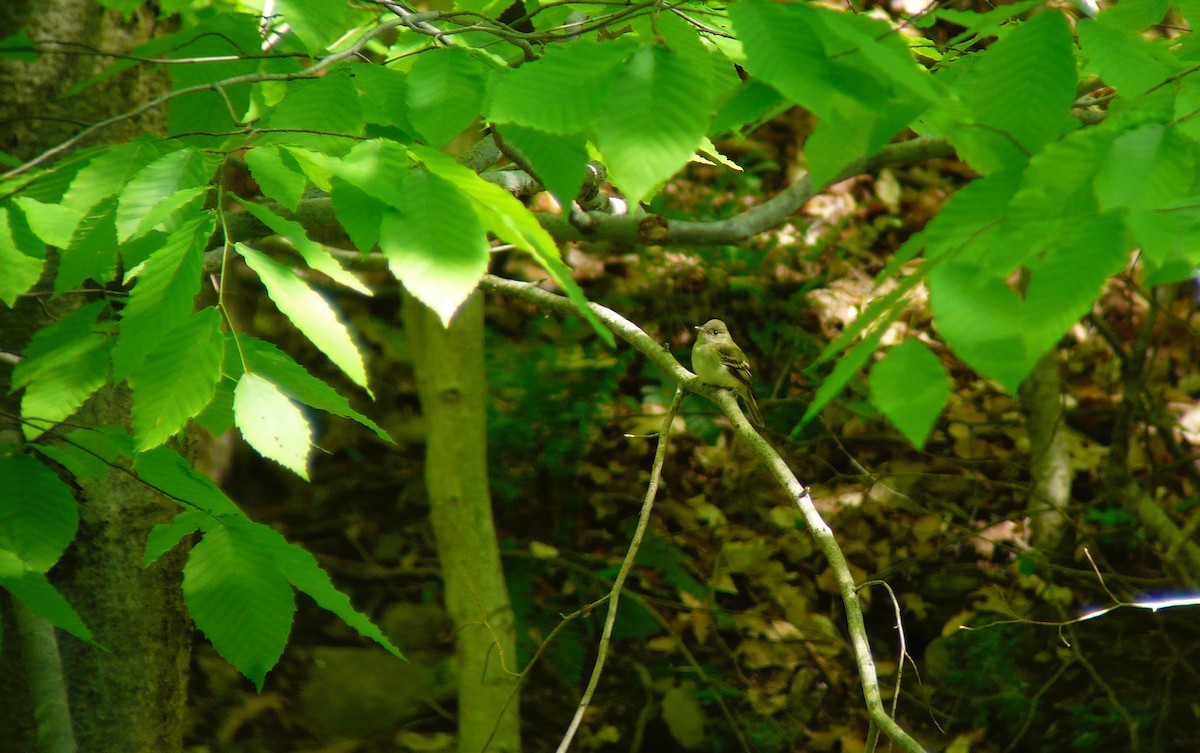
[
  {"xmin": 480, "ymin": 275, "xmax": 927, "ymax": 753},
  {"xmin": 555, "ymin": 388, "xmax": 683, "ymax": 753}
]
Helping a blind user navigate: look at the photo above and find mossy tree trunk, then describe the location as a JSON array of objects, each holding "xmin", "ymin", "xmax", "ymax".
[{"xmin": 0, "ymin": 3, "xmax": 192, "ymax": 751}]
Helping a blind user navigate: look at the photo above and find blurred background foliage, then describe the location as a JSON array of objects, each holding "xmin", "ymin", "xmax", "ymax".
[{"xmin": 189, "ymin": 100, "xmax": 1200, "ymax": 750}]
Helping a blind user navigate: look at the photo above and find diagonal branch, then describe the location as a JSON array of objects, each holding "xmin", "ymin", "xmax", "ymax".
[{"xmin": 480, "ymin": 274, "xmax": 926, "ymax": 753}]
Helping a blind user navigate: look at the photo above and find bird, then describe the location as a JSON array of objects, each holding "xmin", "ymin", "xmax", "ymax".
[{"xmin": 691, "ymin": 318, "xmax": 764, "ymax": 427}]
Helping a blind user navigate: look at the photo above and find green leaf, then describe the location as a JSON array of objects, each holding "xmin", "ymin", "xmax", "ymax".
[
  {"xmin": 276, "ymin": 0, "xmax": 347, "ymax": 54},
  {"xmin": 244, "ymin": 146, "xmax": 307, "ymax": 212},
  {"xmin": 12, "ymin": 300, "xmax": 113, "ymax": 439},
  {"xmin": 116, "ymin": 148, "xmax": 217, "ymax": 241},
  {"xmin": 799, "ymin": 321, "xmax": 890, "ymax": 429},
  {"xmin": 163, "ymin": 15, "xmax": 269, "ymax": 142},
  {"xmin": 487, "ymin": 39, "xmax": 636, "ymax": 133},
  {"xmin": 289, "ymin": 139, "xmax": 411, "ymax": 204},
  {"xmin": 236, "ymin": 243, "xmax": 371, "ymax": 392},
  {"xmin": 0, "ymin": 204, "xmax": 45, "ymax": 307},
  {"xmin": 264, "ymin": 75, "xmax": 364, "ymax": 140},
  {"xmin": 330, "ymin": 178, "xmax": 386, "ymax": 254},
  {"xmin": 61, "ymin": 139, "xmax": 170, "ymax": 216},
  {"xmin": 1099, "ymin": 0, "xmax": 1169, "ymax": 30},
  {"xmin": 31, "ymin": 426, "xmax": 125, "ymax": 484},
  {"xmin": 407, "ymin": 48, "xmax": 489, "ymax": 147},
  {"xmin": 960, "ymin": 12, "xmax": 1076, "ymax": 164},
  {"xmin": 350, "ymin": 65, "xmax": 409, "ymax": 129},
  {"xmin": 112, "ymin": 212, "xmax": 213, "ymax": 382},
  {"xmin": 134, "ymin": 447, "xmax": 243, "ymax": 518},
  {"xmin": 731, "ymin": 0, "xmax": 851, "ymax": 120},
  {"xmin": 495, "ymin": 125, "xmax": 588, "ymax": 207},
  {"xmin": 242, "ymin": 522, "xmax": 403, "ymax": 658},
  {"xmin": 234, "ymin": 372, "xmax": 313, "ymax": 480},
  {"xmin": 129, "ymin": 307, "xmax": 224, "ymax": 450},
  {"xmin": 594, "ymin": 45, "xmax": 711, "ymax": 206},
  {"xmin": 870, "ymin": 340, "xmax": 950, "ymax": 449},
  {"xmin": 239, "ymin": 335, "xmax": 390, "ymax": 442},
  {"xmin": 184, "ymin": 522, "xmax": 296, "ymax": 690},
  {"xmin": 0, "ymin": 31, "xmax": 37, "ymax": 62},
  {"xmin": 1078, "ymin": 16, "xmax": 1178, "ymax": 99},
  {"xmin": 13, "ymin": 197, "xmax": 83, "ymax": 248},
  {"xmin": 55, "ymin": 200, "xmax": 120, "ymax": 296},
  {"xmin": 234, "ymin": 198, "xmax": 371, "ymax": 295},
  {"xmin": 927, "ymin": 264, "xmax": 1029, "ymax": 392},
  {"xmin": 814, "ymin": 9, "xmax": 939, "ymax": 102},
  {"xmin": 0, "ymin": 571, "xmax": 92, "ymax": 641},
  {"xmin": 145, "ymin": 509, "xmax": 207, "ymax": 566},
  {"xmin": 0, "ymin": 453, "xmax": 78, "ymax": 572},
  {"xmin": 378, "ymin": 171, "xmax": 490, "ymax": 326},
  {"xmin": 1022, "ymin": 213, "xmax": 1130, "ymax": 358},
  {"xmin": 410, "ymin": 146, "xmax": 613, "ymax": 345},
  {"xmin": 1094, "ymin": 125, "xmax": 1196, "ymax": 211}
]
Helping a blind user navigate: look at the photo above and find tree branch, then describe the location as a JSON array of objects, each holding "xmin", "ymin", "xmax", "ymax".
[{"xmin": 480, "ymin": 274, "xmax": 927, "ymax": 753}]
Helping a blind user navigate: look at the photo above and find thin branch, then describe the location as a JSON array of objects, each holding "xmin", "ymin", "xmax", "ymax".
[
  {"xmin": 555, "ymin": 387, "xmax": 683, "ymax": 753},
  {"xmin": 479, "ymin": 275, "xmax": 927, "ymax": 753},
  {"xmin": 2, "ymin": 13, "xmax": 439, "ymax": 179}
]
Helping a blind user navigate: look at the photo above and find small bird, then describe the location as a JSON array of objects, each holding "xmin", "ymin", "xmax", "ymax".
[{"xmin": 691, "ymin": 319, "xmax": 764, "ymax": 427}]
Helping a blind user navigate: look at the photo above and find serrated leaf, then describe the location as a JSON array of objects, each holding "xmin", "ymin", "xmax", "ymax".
[
  {"xmin": 116, "ymin": 149, "xmax": 217, "ymax": 241},
  {"xmin": 870, "ymin": 340, "xmax": 950, "ymax": 449},
  {"xmin": 55, "ymin": 200, "xmax": 120, "ymax": 296},
  {"xmin": 144, "ymin": 509, "xmax": 207, "ymax": 566},
  {"xmin": 350, "ymin": 65, "xmax": 409, "ymax": 129},
  {"xmin": 0, "ymin": 571, "xmax": 92, "ymax": 641},
  {"xmin": 330, "ymin": 178, "xmax": 386, "ymax": 253},
  {"xmin": 378, "ymin": 171, "xmax": 489, "ymax": 326},
  {"xmin": 241, "ymin": 522, "xmax": 403, "ymax": 658},
  {"xmin": 112, "ymin": 212, "xmax": 214, "ymax": 382},
  {"xmin": 184, "ymin": 522, "xmax": 295, "ymax": 689},
  {"xmin": 134, "ymin": 447, "xmax": 243, "ymax": 517},
  {"xmin": 12, "ymin": 300, "xmax": 113, "ymax": 439},
  {"xmin": 409, "ymin": 145, "xmax": 613, "ymax": 346},
  {"xmin": 234, "ymin": 372, "xmax": 313, "ymax": 479},
  {"xmin": 276, "ymin": 0, "xmax": 347, "ymax": 54},
  {"xmin": 1022, "ymin": 213, "xmax": 1130, "ymax": 359},
  {"xmin": 1078, "ymin": 17, "xmax": 1179, "ymax": 98},
  {"xmin": 61, "ymin": 139, "xmax": 170, "ymax": 215},
  {"xmin": 1094, "ymin": 125, "xmax": 1195, "ymax": 211},
  {"xmin": 288, "ymin": 139, "xmax": 410, "ymax": 204},
  {"xmin": 13, "ymin": 197, "xmax": 83, "ymax": 248},
  {"xmin": 731, "ymin": 0, "xmax": 849, "ymax": 119},
  {"xmin": 488, "ymin": 39, "xmax": 636, "ymax": 133},
  {"xmin": 407, "ymin": 48, "xmax": 489, "ymax": 147},
  {"xmin": 496, "ymin": 125, "xmax": 588, "ymax": 206},
  {"xmin": 129, "ymin": 307, "xmax": 224, "ymax": 450},
  {"xmin": 0, "ymin": 454, "xmax": 78, "ymax": 572},
  {"xmin": 264, "ymin": 75, "xmax": 364, "ymax": 139},
  {"xmin": 958, "ymin": 12, "xmax": 1076, "ymax": 168},
  {"xmin": 594, "ymin": 45, "xmax": 711, "ymax": 206},
  {"xmin": 244, "ymin": 146, "xmax": 307, "ymax": 212},
  {"xmin": 0, "ymin": 204, "xmax": 45, "ymax": 307},
  {"xmin": 234, "ymin": 198, "xmax": 371, "ymax": 295},
  {"xmin": 239, "ymin": 335, "xmax": 390, "ymax": 442},
  {"xmin": 236, "ymin": 243, "xmax": 371, "ymax": 392},
  {"xmin": 800, "ymin": 324, "xmax": 888, "ymax": 429},
  {"xmin": 928, "ymin": 264, "xmax": 1029, "ymax": 392}
]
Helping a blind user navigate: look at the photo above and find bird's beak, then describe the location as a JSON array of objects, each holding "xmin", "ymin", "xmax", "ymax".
[{"xmin": 693, "ymin": 325, "xmax": 701, "ymax": 331}]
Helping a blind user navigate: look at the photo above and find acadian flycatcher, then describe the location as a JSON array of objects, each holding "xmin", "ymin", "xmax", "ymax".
[{"xmin": 692, "ymin": 318, "xmax": 764, "ymax": 427}]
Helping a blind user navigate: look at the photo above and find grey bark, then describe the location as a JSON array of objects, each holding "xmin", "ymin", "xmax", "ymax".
[
  {"xmin": 403, "ymin": 292, "xmax": 522, "ymax": 753},
  {"xmin": 0, "ymin": 3, "xmax": 191, "ymax": 752}
]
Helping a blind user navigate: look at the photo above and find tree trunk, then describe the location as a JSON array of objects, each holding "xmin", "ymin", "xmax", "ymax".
[
  {"xmin": 403, "ymin": 292, "xmax": 522, "ymax": 753},
  {"xmin": 0, "ymin": 3, "xmax": 191, "ymax": 751}
]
